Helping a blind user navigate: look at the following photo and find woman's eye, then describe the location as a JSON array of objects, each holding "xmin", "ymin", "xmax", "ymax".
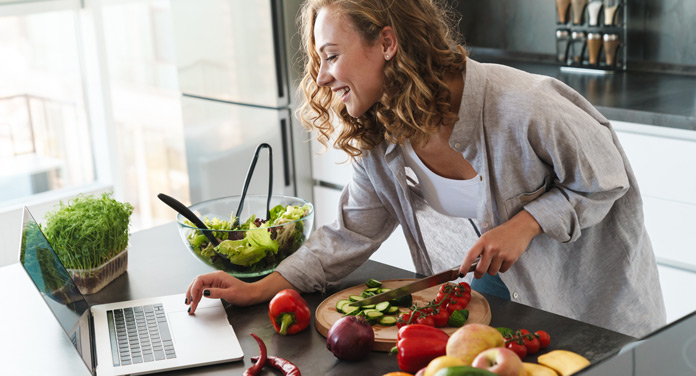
[{"xmin": 326, "ymin": 55, "xmax": 337, "ymax": 62}]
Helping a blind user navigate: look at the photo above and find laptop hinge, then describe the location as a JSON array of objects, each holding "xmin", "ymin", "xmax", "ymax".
[{"xmin": 89, "ymin": 311, "xmax": 98, "ymax": 375}]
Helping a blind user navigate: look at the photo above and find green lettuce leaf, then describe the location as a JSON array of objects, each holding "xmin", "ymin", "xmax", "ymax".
[{"xmin": 215, "ymin": 224, "xmax": 278, "ymax": 267}]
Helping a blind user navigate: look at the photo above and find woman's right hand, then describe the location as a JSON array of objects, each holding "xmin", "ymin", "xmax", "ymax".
[{"xmin": 184, "ymin": 270, "xmax": 296, "ymax": 314}]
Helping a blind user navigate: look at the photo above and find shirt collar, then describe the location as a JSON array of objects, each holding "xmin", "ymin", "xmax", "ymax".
[{"xmin": 449, "ymin": 58, "xmax": 487, "ymax": 158}]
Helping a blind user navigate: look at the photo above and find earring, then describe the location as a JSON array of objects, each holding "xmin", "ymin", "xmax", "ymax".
[{"xmin": 386, "ymin": 54, "xmax": 390, "ymax": 59}]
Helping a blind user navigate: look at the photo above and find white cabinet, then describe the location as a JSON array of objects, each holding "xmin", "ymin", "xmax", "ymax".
[
  {"xmin": 657, "ymin": 264, "xmax": 696, "ymax": 323},
  {"xmin": 613, "ymin": 120, "xmax": 696, "ymax": 323},
  {"xmin": 310, "ymin": 138, "xmax": 352, "ymax": 188},
  {"xmin": 613, "ymin": 121, "xmax": 696, "ymax": 267}
]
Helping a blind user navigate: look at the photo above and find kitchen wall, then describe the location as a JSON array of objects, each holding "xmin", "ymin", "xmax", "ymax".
[{"xmin": 453, "ymin": 0, "xmax": 696, "ymax": 72}]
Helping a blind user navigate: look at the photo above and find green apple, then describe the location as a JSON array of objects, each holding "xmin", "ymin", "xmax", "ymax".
[{"xmin": 445, "ymin": 323, "xmax": 505, "ymax": 365}]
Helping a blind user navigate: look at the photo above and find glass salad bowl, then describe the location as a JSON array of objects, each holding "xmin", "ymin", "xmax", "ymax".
[{"xmin": 176, "ymin": 195, "xmax": 314, "ymax": 279}]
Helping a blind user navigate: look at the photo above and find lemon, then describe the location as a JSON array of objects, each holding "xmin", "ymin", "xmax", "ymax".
[{"xmin": 425, "ymin": 355, "xmax": 467, "ymax": 376}]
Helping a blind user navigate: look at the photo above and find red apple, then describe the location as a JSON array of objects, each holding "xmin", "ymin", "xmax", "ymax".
[{"xmin": 471, "ymin": 347, "xmax": 525, "ymax": 376}]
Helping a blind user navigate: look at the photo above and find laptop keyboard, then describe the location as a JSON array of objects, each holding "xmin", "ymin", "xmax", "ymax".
[{"xmin": 107, "ymin": 304, "xmax": 176, "ymax": 367}]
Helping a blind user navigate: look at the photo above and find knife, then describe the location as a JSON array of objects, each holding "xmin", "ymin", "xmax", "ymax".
[{"xmin": 348, "ymin": 258, "xmax": 480, "ymax": 307}]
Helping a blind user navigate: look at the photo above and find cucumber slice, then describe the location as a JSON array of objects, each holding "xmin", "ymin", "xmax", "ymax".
[
  {"xmin": 378, "ymin": 288, "xmax": 392, "ymax": 294},
  {"xmin": 336, "ymin": 299, "xmax": 351, "ymax": 312},
  {"xmin": 362, "ymin": 304, "xmax": 376, "ymax": 310},
  {"xmin": 375, "ymin": 301, "xmax": 390, "ymax": 312},
  {"xmin": 341, "ymin": 304, "xmax": 361, "ymax": 315},
  {"xmin": 379, "ymin": 315, "xmax": 398, "ymax": 326},
  {"xmin": 364, "ymin": 310, "xmax": 384, "ymax": 324},
  {"xmin": 387, "ymin": 306, "xmax": 400, "ymax": 314},
  {"xmin": 348, "ymin": 295, "xmax": 364, "ymax": 302},
  {"xmin": 365, "ymin": 278, "xmax": 383, "ymax": 288}
]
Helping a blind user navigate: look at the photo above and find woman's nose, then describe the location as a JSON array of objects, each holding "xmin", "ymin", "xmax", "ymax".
[{"xmin": 316, "ymin": 62, "xmax": 332, "ymax": 87}]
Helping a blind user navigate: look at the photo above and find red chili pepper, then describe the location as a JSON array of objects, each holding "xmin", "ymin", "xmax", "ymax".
[
  {"xmin": 268, "ymin": 289, "xmax": 311, "ymax": 335},
  {"xmin": 243, "ymin": 333, "xmax": 267, "ymax": 376},
  {"xmin": 251, "ymin": 355, "xmax": 301, "ymax": 376},
  {"xmin": 390, "ymin": 324, "xmax": 449, "ymax": 373}
]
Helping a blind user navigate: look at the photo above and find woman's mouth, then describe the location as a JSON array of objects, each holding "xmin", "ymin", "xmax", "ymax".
[{"xmin": 337, "ymin": 87, "xmax": 351, "ymax": 101}]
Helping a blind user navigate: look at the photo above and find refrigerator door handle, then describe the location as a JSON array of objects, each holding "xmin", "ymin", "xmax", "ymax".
[
  {"xmin": 270, "ymin": 0, "xmax": 287, "ymax": 102},
  {"xmin": 280, "ymin": 118, "xmax": 292, "ymax": 188}
]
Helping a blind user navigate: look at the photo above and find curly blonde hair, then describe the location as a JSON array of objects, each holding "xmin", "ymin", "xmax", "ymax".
[{"xmin": 298, "ymin": 0, "xmax": 466, "ymax": 158}]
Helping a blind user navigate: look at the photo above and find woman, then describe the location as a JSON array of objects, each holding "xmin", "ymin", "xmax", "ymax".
[{"xmin": 185, "ymin": 0, "xmax": 665, "ymax": 338}]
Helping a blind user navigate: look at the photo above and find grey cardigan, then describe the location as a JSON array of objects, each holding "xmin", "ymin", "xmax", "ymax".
[{"xmin": 276, "ymin": 58, "xmax": 666, "ymax": 338}]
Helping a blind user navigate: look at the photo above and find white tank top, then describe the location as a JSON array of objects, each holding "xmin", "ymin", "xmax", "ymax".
[{"xmin": 402, "ymin": 140, "xmax": 480, "ymax": 218}]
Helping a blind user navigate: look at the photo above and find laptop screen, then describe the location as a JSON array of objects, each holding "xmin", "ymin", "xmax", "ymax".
[{"xmin": 19, "ymin": 207, "xmax": 95, "ymax": 374}]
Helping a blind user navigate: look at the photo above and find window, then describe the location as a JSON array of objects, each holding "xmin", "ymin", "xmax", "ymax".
[
  {"xmin": 0, "ymin": 0, "xmax": 190, "ymax": 266},
  {"xmin": 0, "ymin": 2, "xmax": 95, "ymax": 203},
  {"xmin": 99, "ymin": 0, "xmax": 189, "ymax": 229}
]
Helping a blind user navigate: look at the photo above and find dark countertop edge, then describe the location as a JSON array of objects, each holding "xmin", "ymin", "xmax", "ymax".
[
  {"xmin": 467, "ymin": 47, "xmax": 696, "ymax": 76},
  {"xmin": 596, "ymin": 106, "xmax": 696, "ymax": 132},
  {"xmin": 467, "ymin": 47, "xmax": 696, "ymax": 132}
]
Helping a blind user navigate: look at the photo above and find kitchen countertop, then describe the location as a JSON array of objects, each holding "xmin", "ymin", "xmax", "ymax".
[
  {"xmin": 470, "ymin": 52, "xmax": 696, "ymax": 132},
  {"xmin": 4, "ymin": 222, "xmax": 635, "ymax": 375}
]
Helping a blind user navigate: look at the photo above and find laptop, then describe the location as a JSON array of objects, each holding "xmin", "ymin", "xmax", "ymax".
[{"xmin": 18, "ymin": 207, "xmax": 244, "ymax": 375}]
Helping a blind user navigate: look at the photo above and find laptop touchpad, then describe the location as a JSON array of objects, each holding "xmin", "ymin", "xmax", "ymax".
[{"xmin": 167, "ymin": 308, "xmax": 243, "ymax": 361}]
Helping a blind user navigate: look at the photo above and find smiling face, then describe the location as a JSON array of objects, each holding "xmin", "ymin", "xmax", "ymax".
[{"xmin": 313, "ymin": 7, "xmax": 388, "ymax": 118}]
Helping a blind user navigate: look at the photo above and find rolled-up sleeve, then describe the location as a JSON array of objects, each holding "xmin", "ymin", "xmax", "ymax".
[{"xmin": 275, "ymin": 158, "xmax": 399, "ymax": 292}]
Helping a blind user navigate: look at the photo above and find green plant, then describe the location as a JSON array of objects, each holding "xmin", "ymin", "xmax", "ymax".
[{"xmin": 43, "ymin": 192, "xmax": 133, "ymax": 270}]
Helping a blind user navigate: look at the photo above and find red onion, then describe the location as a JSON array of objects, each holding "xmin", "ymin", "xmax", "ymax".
[{"xmin": 326, "ymin": 316, "xmax": 375, "ymax": 360}]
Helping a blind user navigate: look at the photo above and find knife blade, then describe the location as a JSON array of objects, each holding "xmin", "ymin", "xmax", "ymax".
[{"xmin": 348, "ymin": 258, "xmax": 480, "ymax": 307}]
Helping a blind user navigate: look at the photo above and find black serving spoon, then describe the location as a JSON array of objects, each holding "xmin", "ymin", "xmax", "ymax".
[{"xmin": 157, "ymin": 193, "xmax": 220, "ymax": 247}]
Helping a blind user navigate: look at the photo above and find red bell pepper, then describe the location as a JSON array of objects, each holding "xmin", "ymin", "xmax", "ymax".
[
  {"xmin": 391, "ymin": 324, "xmax": 449, "ymax": 373},
  {"xmin": 268, "ymin": 289, "xmax": 311, "ymax": 335}
]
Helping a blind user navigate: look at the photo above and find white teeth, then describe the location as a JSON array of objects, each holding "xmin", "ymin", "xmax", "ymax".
[{"xmin": 338, "ymin": 87, "xmax": 350, "ymax": 96}]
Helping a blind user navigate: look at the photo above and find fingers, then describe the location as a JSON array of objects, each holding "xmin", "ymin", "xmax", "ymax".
[
  {"xmin": 185, "ymin": 283, "xmax": 193, "ymax": 306},
  {"xmin": 474, "ymin": 252, "xmax": 492, "ymax": 280},
  {"xmin": 185, "ymin": 271, "xmax": 226, "ymax": 314},
  {"xmin": 460, "ymin": 243, "xmax": 483, "ymax": 276},
  {"xmin": 463, "ymin": 233, "xmax": 506, "ymax": 279},
  {"xmin": 188, "ymin": 275, "xmax": 205, "ymax": 314},
  {"xmin": 488, "ymin": 257, "xmax": 504, "ymax": 276},
  {"xmin": 500, "ymin": 259, "xmax": 515, "ymax": 273},
  {"xmin": 203, "ymin": 287, "xmax": 225, "ymax": 299}
]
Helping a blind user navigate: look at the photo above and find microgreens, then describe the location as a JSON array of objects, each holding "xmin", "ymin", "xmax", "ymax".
[{"xmin": 42, "ymin": 193, "xmax": 133, "ymax": 270}]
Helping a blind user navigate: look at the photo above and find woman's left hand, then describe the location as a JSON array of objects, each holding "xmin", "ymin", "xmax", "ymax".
[{"xmin": 459, "ymin": 210, "xmax": 542, "ymax": 279}]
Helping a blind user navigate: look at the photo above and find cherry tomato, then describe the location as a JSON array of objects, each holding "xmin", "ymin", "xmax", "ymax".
[
  {"xmin": 506, "ymin": 340, "xmax": 527, "ymax": 360},
  {"xmin": 414, "ymin": 313, "xmax": 435, "ymax": 326},
  {"xmin": 431, "ymin": 308, "xmax": 450, "ymax": 327},
  {"xmin": 448, "ymin": 290, "xmax": 471, "ymax": 308},
  {"xmin": 446, "ymin": 302, "xmax": 466, "ymax": 314},
  {"xmin": 520, "ymin": 329, "xmax": 540, "ymax": 355},
  {"xmin": 447, "ymin": 295, "xmax": 462, "ymax": 306},
  {"xmin": 397, "ymin": 312, "xmax": 412, "ymax": 329},
  {"xmin": 457, "ymin": 282, "xmax": 471, "ymax": 293},
  {"xmin": 535, "ymin": 330, "xmax": 551, "ymax": 349},
  {"xmin": 439, "ymin": 283, "xmax": 455, "ymax": 295},
  {"xmin": 458, "ymin": 291, "xmax": 472, "ymax": 307}
]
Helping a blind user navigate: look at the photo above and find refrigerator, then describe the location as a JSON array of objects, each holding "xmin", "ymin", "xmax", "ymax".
[{"xmin": 169, "ymin": 0, "xmax": 311, "ymax": 203}]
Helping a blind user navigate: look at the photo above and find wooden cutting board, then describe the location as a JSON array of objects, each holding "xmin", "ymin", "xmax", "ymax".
[{"xmin": 315, "ymin": 279, "xmax": 491, "ymax": 352}]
